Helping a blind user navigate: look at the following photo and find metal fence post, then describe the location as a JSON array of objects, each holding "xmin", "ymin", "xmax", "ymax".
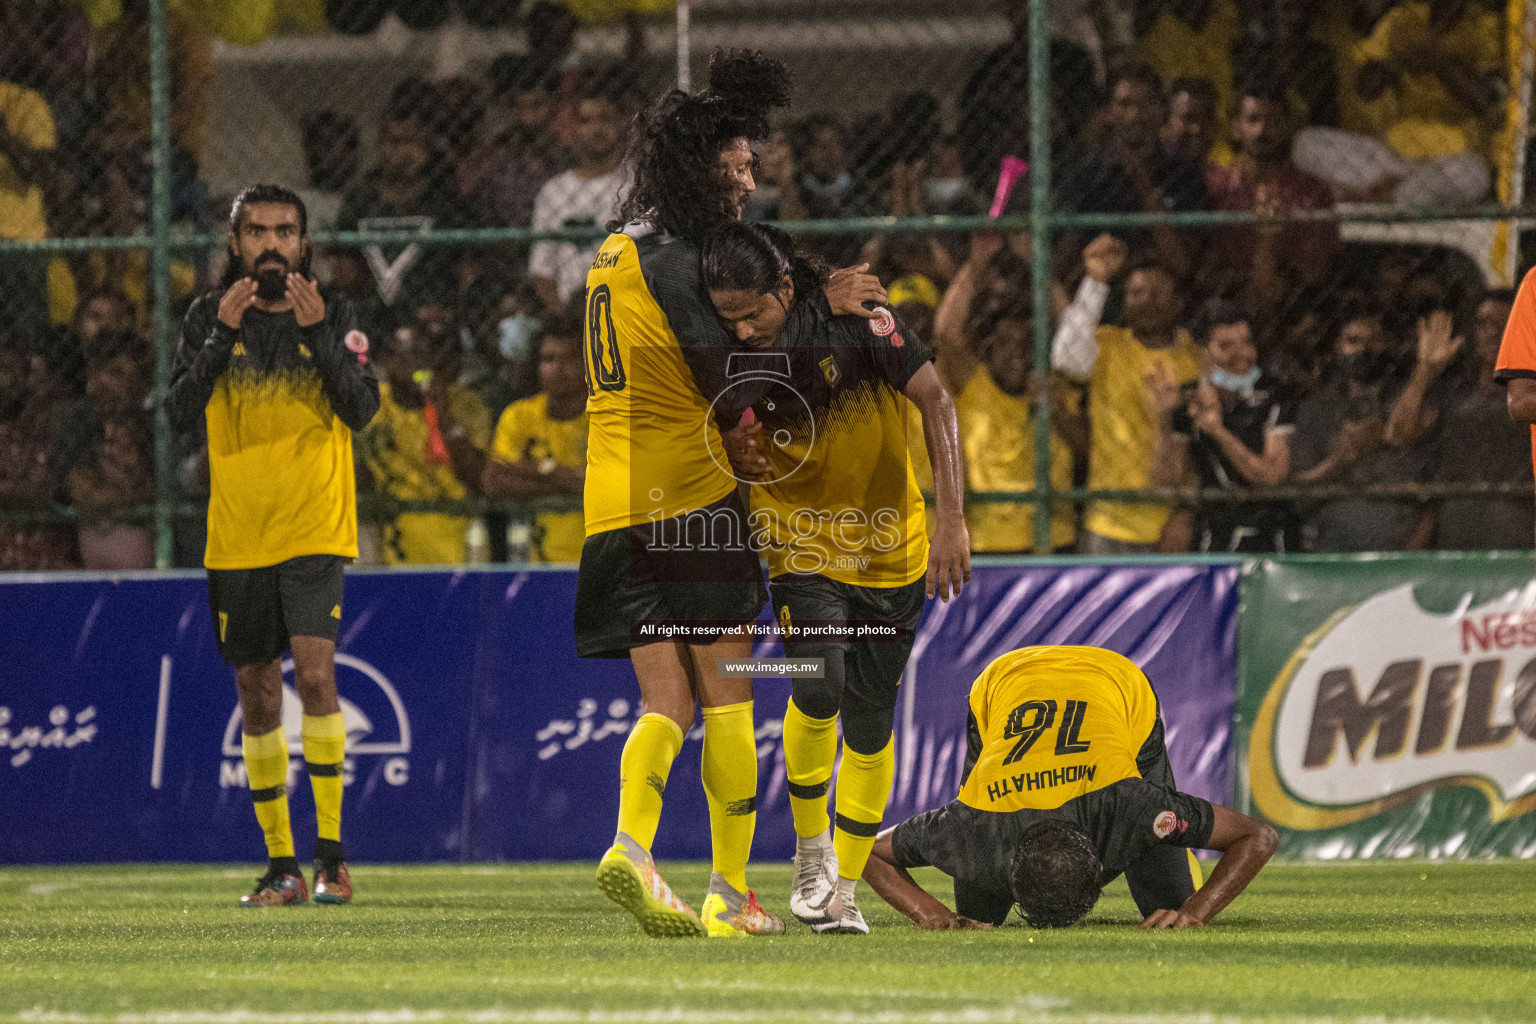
[
  {"xmin": 1029, "ymin": 0, "xmax": 1055, "ymax": 556},
  {"xmin": 149, "ymin": 0, "xmax": 175, "ymax": 569}
]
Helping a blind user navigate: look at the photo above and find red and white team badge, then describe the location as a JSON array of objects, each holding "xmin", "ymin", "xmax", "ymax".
[
  {"xmin": 1152, "ymin": 810, "xmax": 1180, "ymax": 839},
  {"xmin": 344, "ymin": 329, "xmax": 371, "ymax": 364},
  {"xmin": 869, "ymin": 306, "xmax": 896, "ymax": 337}
]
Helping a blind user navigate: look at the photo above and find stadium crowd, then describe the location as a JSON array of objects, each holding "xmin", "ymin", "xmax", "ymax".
[{"xmin": 0, "ymin": 0, "xmax": 1532, "ymax": 570}]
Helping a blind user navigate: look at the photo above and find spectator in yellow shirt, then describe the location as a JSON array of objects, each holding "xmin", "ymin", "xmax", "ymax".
[
  {"xmin": 932, "ymin": 233, "xmax": 1095, "ymax": 554},
  {"xmin": 361, "ymin": 298, "xmax": 492, "ymax": 565},
  {"xmin": 1295, "ymin": 0, "xmax": 1499, "ymax": 206},
  {"xmin": 482, "ymin": 313, "xmax": 587, "ymax": 563},
  {"xmin": 1053, "ymin": 261, "xmax": 1202, "ymax": 553}
]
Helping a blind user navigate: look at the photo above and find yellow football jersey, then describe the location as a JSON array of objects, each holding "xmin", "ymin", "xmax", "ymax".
[
  {"xmin": 746, "ymin": 297, "xmax": 931, "ymax": 587},
  {"xmin": 958, "ymin": 646, "xmax": 1160, "ymax": 813},
  {"xmin": 581, "ymin": 230, "xmax": 740, "ymax": 536},
  {"xmin": 491, "ymin": 392, "xmax": 589, "ymax": 562},
  {"xmin": 362, "ymin": 381, "xmax": 491, "ymax": 566},
  {"xmin": 1084, "ymin": 327, "xmax": 1201, "ymax": 544},
  {"xmin": 957, "ymin": 367, "xmax": 1076, "ymax": 553}
]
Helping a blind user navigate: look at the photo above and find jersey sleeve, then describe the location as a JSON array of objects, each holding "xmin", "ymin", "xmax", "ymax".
[
  {"xmin": 641, "ymin": 237, "xmax": 764, "ymax": 425},
  {"xmin": 840, "ymin": 307, "xmax": 935, "ymax": 393},
  {"xmin": 1068, "ymin": 779, "xmax": 1216, "ymax": 876},
  {"xmin": 1496, "ymin": 268, "xmax": 1536, "ymax": 383}
]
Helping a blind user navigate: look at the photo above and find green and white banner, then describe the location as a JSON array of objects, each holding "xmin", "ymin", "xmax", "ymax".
[{"xmin": 1239, "ymin": 553, "xmax": 1536, "ymax": 858}]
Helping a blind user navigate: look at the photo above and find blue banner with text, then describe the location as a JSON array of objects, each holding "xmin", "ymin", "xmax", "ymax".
[{"xmin": 0, "ymin": 563, "xmax": 1236, "ymax": 864}]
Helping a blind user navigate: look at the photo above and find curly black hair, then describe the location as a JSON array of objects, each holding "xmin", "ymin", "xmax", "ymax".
[
  {"xmin": 615, "ymin": 48, "xmax": 791, "ymax": 244},
  {"xmin": 1010, "ymin": 818, "xmax": 1103, "ymax": 929}
]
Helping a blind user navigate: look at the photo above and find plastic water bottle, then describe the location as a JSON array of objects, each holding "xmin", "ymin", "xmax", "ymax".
[
  {"xmin": 506, "ymin": 521, "xmax": 532, "ymax": 564},
  {"xmin": 466, "ymin": 518, "xmax": 490, "ymax": 564}
]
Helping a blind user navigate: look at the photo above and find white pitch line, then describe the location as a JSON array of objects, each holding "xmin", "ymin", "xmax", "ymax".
[
  {"xmin": 7, "ymin": 1007, "xmax": 1501, "ymax": 1024},
  {"xmin": 150, "ymin": 655, "xmax": 172, "ymax": 790}
]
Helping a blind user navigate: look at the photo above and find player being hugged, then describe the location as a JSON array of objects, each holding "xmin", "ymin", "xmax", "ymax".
[
  {"xmin": 705, "ymin": 221, "xmax": 970, "ymax": 934},
  {"xmin": 165, "ymin": 185, "xmax": 379, "ymax": 909},
  {"xmin": 864, "ymin": 646, "xmax": 1277, "ymax": 930},
  {"xmin": 581, "ymin": 49, "xmax": 883, "ymax": 939}
]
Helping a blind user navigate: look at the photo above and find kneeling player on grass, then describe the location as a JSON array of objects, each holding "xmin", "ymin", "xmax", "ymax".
[
  {"xmin": 708, "ymin": 221, "xmax": 970, "ymax": 934},
  {"xmin": 863, "ymin": 646, "xmax": 1277, "ymax": 929}
]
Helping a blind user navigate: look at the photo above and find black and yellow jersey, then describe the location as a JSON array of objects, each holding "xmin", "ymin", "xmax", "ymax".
[
  {"xmin": 582, "ymin": 228, "xmax": 760, "ymax": 537},
  {"xmin": 746, "ymin": 289, "xmax": 933, "ymax": 587},
  {"xmin": 166, "ymin": 293, "xmax": 379, "ymax": 570},
  {"xmin": 958, "ymin": 646, "xmax": 1160, "ymax": 812},
  {"xmin": 893, "ymin": 645, "xmax": 1214, "ymax": 925}
]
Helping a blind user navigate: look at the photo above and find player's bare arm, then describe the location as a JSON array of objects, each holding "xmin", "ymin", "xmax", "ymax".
[
  {"xmin": 864, "ymin": 830, "xmax": 991, "ymax": 931},
  {"xmin": 905, "ymin": 362, "xmax": 970, "ymax": 601},
  {"xmin": 1505, "ymin": 377, "xmax": 1536, "ymax": 423},
  {"xmin": 1141, "ymin": 805, "xmax": 1278, "ymax": 931}
]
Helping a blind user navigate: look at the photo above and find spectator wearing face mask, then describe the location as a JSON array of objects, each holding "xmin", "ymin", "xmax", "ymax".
[
  {"xmin": 1291, "ymin": 304, "xmax": 1435, "ymax": 551},
  {"xmin": 1146, "ymin": 299, "xmax": 1295, "ymax": 553},
  {"xmin": 360, "ymin": 297, "xmax": 492, "ymax": 565}
]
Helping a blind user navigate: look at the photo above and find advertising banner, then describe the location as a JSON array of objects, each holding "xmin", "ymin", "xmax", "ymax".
[
  {"xmin": 2, "ymin": 561, "xmax": 1237, "ymax": 864},
  {"xmin": 1239, "ymin": 553, "xmax": 1536, "ymax": 858}
]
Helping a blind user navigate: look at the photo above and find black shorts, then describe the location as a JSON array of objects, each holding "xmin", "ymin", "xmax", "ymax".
[
  {"xmin": 208, "ymin": 554, "xmax": 346, "ymax": 667},
  {"xmin": 770, "ymin": 573, "xmax": 926, "ymax": 697},
  {"xmin": 574, "ymin": 489, "xmax": 767, "ymax": 659}
]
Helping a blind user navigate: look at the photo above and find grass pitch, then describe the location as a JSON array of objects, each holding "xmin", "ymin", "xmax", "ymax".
[{"xmin": 1, "ymin": 861, "xmax": 1533, "ymax": 1024}]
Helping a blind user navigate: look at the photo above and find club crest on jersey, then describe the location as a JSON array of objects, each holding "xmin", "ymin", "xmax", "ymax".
[
  {"xmin": 869, "ymin": 306, "xmax": 896, "ymax": 337},
  {"xmin": 1152, "ymin": 810, "xmax": 1183, "ymax": 839},
  {"xmin": 344, "ymin": 329, "xmax": 371, "ymax": 364},
  {"xmin": 820, "ymin": 355, "xmax": 841, "ymax": 387}
]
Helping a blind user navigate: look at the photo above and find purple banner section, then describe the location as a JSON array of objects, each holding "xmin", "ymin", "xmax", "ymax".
[{"xmin": 0, "ymin": 562, "xmax": 1236, "ymax": 865}]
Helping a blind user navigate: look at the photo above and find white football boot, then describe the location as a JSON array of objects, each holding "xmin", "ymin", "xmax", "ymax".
[{"xmin": 788, "ymin": 828, "xmax": 838, "ymax": 925}]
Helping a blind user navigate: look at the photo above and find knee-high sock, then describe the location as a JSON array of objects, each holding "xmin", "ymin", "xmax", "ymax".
[
  {"xmin": 301, "ymin": 712, "xmax": 346, "ymax": 843},
  {"xmin": 616, "ymin": 712, "xmax": 684, "ymax": 852},
  {"xmin": 242, "ymin": 726, "xmax": 294, "ymax": 859},
  {"xmin": 833, "ymin": 735, "xmax": 895, "ymax": 882},
  {"xmin": 701, "ymin": 701, "xmax": 757, "ymax": 892},
  {"xmin": 783, "ymin": 698, "xmax": 838, "ymax": 839}
]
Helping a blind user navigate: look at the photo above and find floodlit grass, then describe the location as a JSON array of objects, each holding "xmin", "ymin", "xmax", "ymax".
[{"xmin": 1, "ymin": 861, "xmax": 1532, "ymax": 1023}]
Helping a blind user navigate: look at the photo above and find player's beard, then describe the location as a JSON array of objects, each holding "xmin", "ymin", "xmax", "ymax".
[{"xmin": 250, "ymin": 250, "xmax": 290, "ymax": 301}]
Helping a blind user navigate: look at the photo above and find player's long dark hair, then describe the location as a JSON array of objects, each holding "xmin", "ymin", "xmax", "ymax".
[
  {"xmin": 1010, "ymin": 819, "xmax": 1103, "ymax": 929},
  {"xmin": 615, "ymin": 49, "xmax": 791, "ymax": 244},
  {"xmin": 222, "ymin": 184, "xmax": 313, "ymax": 288},
  {"xmin": 701, "ymin": 221, "xmax": 829, "ymax": 301}
]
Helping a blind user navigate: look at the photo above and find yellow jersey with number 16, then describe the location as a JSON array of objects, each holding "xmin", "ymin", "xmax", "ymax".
[
  {"xmin": 958, "ymin": 646, "xmax": 1160, "ymax": 813},
  {"xmin": 582, "ymin": 229, "xmax": 745, "ymax": 536}
]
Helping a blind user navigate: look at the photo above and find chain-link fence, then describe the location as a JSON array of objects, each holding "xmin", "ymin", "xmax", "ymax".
[{"xmin": 3, "ymin": 0, "xmax": 1534, "ymax": 570}]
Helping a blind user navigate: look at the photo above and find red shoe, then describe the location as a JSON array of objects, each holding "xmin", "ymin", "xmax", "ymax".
[
  {"xmin": 239, "ymin": 868, "xmax": 308, "ymax": 908},
  {"xmin": 313, "ymin": 860, "xmax": 352, "ymax": 904}
]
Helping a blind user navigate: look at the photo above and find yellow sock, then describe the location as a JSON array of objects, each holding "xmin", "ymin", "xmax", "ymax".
[
  {"xmin": 783, "ymin": 698, "xmax": 838, "ymax": 839},
  {"xmin": 833, "ymin": 735, "xmax": 895, "ymax": 881},
  {"xmin": 242, "ymin": 726, "xmax": 294, "ymax": 859},
  {"xmin": 1188, "ymin": 849, "xmax": 1205, "ymax": 891},
  {"xmin": 701, "ymin": 701, "xmax": 757, "ymax": 893},
  {"xmin": 301, "ymin": 712, "xmax": 346, "ymax": 843},
  {"xmin": 616, "ymin": 713, "xmax": 684, "ymax": 852}
]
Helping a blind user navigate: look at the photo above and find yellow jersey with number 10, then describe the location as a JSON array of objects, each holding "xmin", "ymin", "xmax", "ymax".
[
  {"xmin": 582, "ymin": 230, "xmax": 738, "ymax": 536},
  {"xmin": 959, "ymin": 646, "xmax": 1160, "ymax": 813}
]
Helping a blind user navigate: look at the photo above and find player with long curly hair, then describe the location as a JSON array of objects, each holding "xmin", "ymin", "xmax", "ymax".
[{"xmin": 579, "ymin": 49, "xmax": 883, "ymax": 939}]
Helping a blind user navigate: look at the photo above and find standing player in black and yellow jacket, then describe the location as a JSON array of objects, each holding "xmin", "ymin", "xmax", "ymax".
[
  {"xmin": 166, "ymin": 185, "xmax": 379, "ymax": 909},
  {"xmin": 864, "ymin": 646, "xmax": 1277, "ymax": 931},
  {"xmin": 704, "ymin": 221, "xmax": 971, "ymax": 935},
  {"xmin": 581, "ymin": 51, "xmax": 885, "ymax": 939}
]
